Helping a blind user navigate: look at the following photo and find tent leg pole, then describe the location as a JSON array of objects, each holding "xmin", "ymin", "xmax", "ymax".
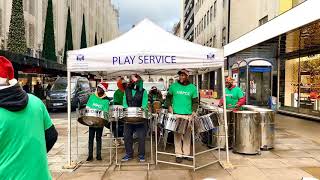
[
  {"xmin": 220, "ymin": 67, "xmax": 233, "ymax": 169},
  {"xmin": 63, "ymin": 71, "xmax": 77, "ymax": 169}
]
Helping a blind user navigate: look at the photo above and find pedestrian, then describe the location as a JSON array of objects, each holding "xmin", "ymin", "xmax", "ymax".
[
  {"xmin": 166, "ymin": 69, "xmax": 199, "ymax": 163},
  {"xmin": 219, "ymin": 76, "xmax": 246, "ymax": 110},
  {"xmin": 0, "ymin": 56, "xmax": 58, "ymax": 179},
  {"xmin": 122, "ymin": 74, "xmax": 148, "ymax": 162},
  {"xmin": 86, "ymin": 82, "xmax": 110, "ymax": 161},
  {"xmin": 23, "ymin": 81, "xmax": 30, "ymax": 93}
]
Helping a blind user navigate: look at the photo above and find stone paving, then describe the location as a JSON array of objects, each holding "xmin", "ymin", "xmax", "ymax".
[{"xmin": 49, "ymin": 112, "xmax": 320, "ymax": 180}]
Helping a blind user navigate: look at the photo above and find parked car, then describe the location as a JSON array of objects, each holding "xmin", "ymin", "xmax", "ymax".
[{"xmin": 46, "ymin": 76, "xmax": 91, "ymax": 111}]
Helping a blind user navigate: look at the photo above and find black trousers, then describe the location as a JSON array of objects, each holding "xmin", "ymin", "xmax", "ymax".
[
  {"xmin": 88, "ymin": 127, "xmax": 103, "ymax": 157},
  {"xmin": 124, "ymin": 122, "xmax": 147, "ymax": 157}
]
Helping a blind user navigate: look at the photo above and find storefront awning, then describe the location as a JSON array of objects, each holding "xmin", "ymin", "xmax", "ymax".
[{"xmin": 224, "ymin": 0, "xmax": 320, "ymax": 57}]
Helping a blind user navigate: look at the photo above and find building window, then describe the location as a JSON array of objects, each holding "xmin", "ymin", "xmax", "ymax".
[
  {"xmin": 213, "ymin": 35, "xmax": 216, "ymax": 47},
  {"xmin": 29, "ymin": 23, "xmax": 34, "ymax": 48},
  {"xmin": 0, "ymin": 9, "xmax": 2, "ymax": 36},
  {"xmin": 23, "ymin": 0, "xmax": 28, "ymax": 12},
  {"xmin": 259, "ymin": 16, "xmax": 268, "ymax": 26},
  {"xmin": 42, "ymin": 0, "xmax": 47, "ymax": 22},
  {"xmin": 207, "ymin": 11, "xmax": 209, "ymax": 25},
  {"xmin": 222, "ymin": 27, "xmax": 226, "ymax": 46},
  {"xmin": 210, "ymin": 6, "xmax": 213, "ymax": 22},
  {"xmin": 214, "ymin": 1, "xmax": 217, "ymax": 17},
  {"xmin": 209, "ymin": 38, "xmax": 212, "ymax": 47},
  {"xmin": 223, "ymin": 0, "xmax": 226, "ymax": 8},
  {"xmin": 194, "ymin": 27, "xmax": 197, "ymax": 38},
  {"xmin": 204, "ymin": 14, "xmax": 206, "ymax": 29},
  {"xmin": 29, "ymin": 0, "xmax": 35, "ymax": 15}
]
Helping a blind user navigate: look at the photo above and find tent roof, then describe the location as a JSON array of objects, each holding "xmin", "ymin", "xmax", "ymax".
[{"xmin": 67, "ymin": 19, "xmax": 224, "ymax": 75}]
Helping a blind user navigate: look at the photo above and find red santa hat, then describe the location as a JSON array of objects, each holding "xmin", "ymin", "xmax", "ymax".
[
  {"xmin": 97, "ymin": 82, "xmax": 108, "ymax": 92},
  {"xmin": 0, "ymin": 56, "xmax": 18, "ymax": 86}
]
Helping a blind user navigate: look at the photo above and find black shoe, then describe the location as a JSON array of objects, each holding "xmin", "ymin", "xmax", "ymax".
[
  {"xmin": 175, "ymin": 157, "xmax": 183, "ymax": 163},
  {"xmin": 96, "ymin": 156, "xmax": 102, "ymax": 161},
  {"xmin": 183, "ymin": 157, "xmax": 193, "ymax": 161},
  {"xmin": 86, "ymin": 156, "xmax": 93, "ymax": 161}
]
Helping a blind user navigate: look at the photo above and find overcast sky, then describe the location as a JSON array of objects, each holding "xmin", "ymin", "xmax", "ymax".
[{"xmin": 111, "ymin": 0, "xmax": 180, "ymax": 33}]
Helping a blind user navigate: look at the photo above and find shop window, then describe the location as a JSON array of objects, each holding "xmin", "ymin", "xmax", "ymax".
[{"xmin": 259, "ymin": 16, "xmax": 268, "ymax": 26}]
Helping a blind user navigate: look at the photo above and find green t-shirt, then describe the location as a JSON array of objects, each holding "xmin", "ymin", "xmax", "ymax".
[
  {"xmin": 0, "ymin": 94, "xmax": 52, "ymax": 180},
  {"xmin": 86, "ymin": 94, "xmax": 110, "ymax": 111},
  {"xmin": 123, "ymin": 89, "xmax": 148, "ymax": 109},
  {"xmin": 225, "ymin": 86, "xmax": 244, "ymax": 109},
  {"xmin": 168, "ymin": 82, "xmax": 198, "ymax": 115},
  {"xmin": 113, "ymin": 89, "xmax": 124, "ymax": 105}
]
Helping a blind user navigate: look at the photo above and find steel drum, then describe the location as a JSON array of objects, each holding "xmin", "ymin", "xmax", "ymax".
[
  {"xmin": 157, "ymin": 109, "xmax": 168, "ymax": 125},
  {"xmin": 77, "ymin": 108, "xmax": 109, "ymax": 127},
  {"xmin": 256, "ymin": 108, "xmax": 275, "ymax": 150},
  {"xmin": 233, "ymin": 111, "xmax": 261, "ymax": 155},
  {"xmin": 163, "ymin": 113, "xmax": 189, "ymax": 134},
  {"xmin": 121, "ymin": 107, "xmax": 149, "ymax": 124},
  {"xmin": 195, "ymin": 113, "xmax": 217, "ymax": 133},
  {"xmin": 109, "ymin": 105, "xmax": 124, "ymax": 122}
]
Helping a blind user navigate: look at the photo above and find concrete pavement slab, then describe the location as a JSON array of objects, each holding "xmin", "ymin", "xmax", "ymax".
[
  {"xmin": 280, "ymin": 158, "xmax": 320, "ymax": 168},
  {"xmin": 103, "ymin": 171, "xmax": 147, "ymax": 180},
  {"xmin": 260, "ymin": 168, "xmax": 315, "ymax": 180},
  {"xmin": 248, "ymin": 158, "xmax": 289, "ymax": 168},
  {"xmin": 302, "ymin": 167, "xmax": 320, "ymax": 179},
  {"xmin": 191, "ymin": 168, "xmax": 233, "ymax": 180},
  {"xmin": 149, "ymin": 170, "xmax": 191, "ymax": 180},
  {"xmin": 273, "ymin": 150, "xmax": 314, "ymax": 158},
  {"xmin": 228, "ymin": 166, "xmax": 268, "ymax": 180}
]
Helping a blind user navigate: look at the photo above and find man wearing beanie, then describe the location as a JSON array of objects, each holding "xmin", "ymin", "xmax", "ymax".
[
  {"xmin": 85, "ymin": 82, "xmax": 110, "ymax": 161},
  {"xmin": 0, "ymin": 56, "xmax": 58, "ymax": 180},
  {"xmin": 122, "ymin": 74, "xmax": 148, "ymax": 162},
  {"xmin": 166, "ymin": 69, "xmax": 198, "ymax": 163}
]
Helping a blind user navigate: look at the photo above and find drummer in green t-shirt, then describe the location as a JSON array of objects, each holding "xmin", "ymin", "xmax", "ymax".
[
  {"xmin": 219, "ymin": 76, "xmax": 246, "ymax": 109},
  {"xmin": 85, "ymin": 82, "xmax": 110, "ymax": 161},
  {"xmin": 166, "ymin": 69, "xmax": 199, "ymax": 163}
]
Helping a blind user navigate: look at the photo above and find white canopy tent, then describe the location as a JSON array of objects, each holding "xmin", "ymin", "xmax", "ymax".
[{"xmin": 66, "ymin": 19, "xmax": 230, "ymax": 168}]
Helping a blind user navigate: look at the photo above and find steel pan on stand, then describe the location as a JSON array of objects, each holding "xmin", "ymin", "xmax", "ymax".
[
  {"xmin": 233, "ymin": 111, "xmax": 261, "ymax": 155},
  {"xmin": 77, "ymin": 108, "xmax": 109, "ymax": 127},
  {"xmin": 208, "ymin": 109, "xmax": 234, "ymax": 149},
  {"xmin": 109, "ymin": 105, "xmax": 124, "ymax": 122},
  {"xmin": 163, "ymin": 113, "xmax": 189, "ymax": 134},
  {"xmin": 121, "ymin": 107, "xmax": 150, "ymax": 124}
]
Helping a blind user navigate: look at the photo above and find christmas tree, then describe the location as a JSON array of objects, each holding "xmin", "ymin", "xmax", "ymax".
[
  {"xmin": 63, "ymin": 7, "xmax": 73, "ymax": 64},
  {"xmin": 8, "ymin": 0, "xmax": 27, "ymax": 54},
  {"xmin": 80, "ymin": 14, "xmax": 87, "ymax": 48},
  {"xmin": 42, "ymin": 0, "xmax": 56, "ymax": 61}
]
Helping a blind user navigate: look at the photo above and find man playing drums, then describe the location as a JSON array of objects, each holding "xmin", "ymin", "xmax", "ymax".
[
  {"xmin": 166, "ymin": 69, "xmax": 199, "ymax": 163},
  {"xmin": 86, "ymin": 82, "xmax": 110, "ymax": 161},
  {"xmin": 122, "ymin": 74, "xmax": 148, "ymax": 162},
  {"xmin": 148, "ymin": 86, "xmax": 163, "ymax": 113},
  {"xmin": 219, "ymin": 76, "xmax": 245, "ymax": 110}
]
